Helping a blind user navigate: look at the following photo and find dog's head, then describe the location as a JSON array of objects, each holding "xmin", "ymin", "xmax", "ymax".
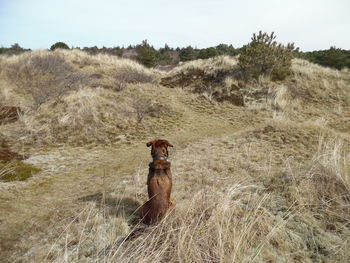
[{"xmin": 146, "ymin": 139, "xmax": 173, "ymax": 159}]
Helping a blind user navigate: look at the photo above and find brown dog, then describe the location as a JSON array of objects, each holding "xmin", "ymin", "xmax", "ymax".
[{"xmin": 139, "ymin": 139, "xmax": 175, "ymax": 224}]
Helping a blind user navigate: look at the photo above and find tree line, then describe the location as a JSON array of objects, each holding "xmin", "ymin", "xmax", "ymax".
[{"xmin": 1, "ymin": 40, "xmax": 349, "ymax": 70}]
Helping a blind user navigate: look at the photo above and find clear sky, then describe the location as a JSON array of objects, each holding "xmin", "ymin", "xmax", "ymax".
[{"xmin": 0, "ymin": 0, "xmax": 349, "ymax": 51}]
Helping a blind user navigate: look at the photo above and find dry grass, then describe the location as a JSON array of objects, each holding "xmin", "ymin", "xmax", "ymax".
[
  {"xmin": 12, "ymin": 84, "xmax": 179, "ymax": 146},
  {"xmin": 0, "ymin": 161, "xmax": 41, "ymax": 182},
  {"xmin": 0, "ymin": 114, "xmax": 346, "ymax": 263},
  {"xmin": 3, "ymin": 52, "xmax": 87, "ymax": 108},
  {"xmin": 163, "ymin": 56, "xmax": 349, "ymax": 125},
  {"xmin": 169, "ymin": 55, "xmax": 238, "ymax": 76},
  {"xmin": 61, "ymin": 49, "xmax": 160, "ymax": 91},
  {"xmin": 292, "ymin": 58, "xmax": 342, "ymax": 79},
  {"xmin": 0, "ymin": 51, "xmax": 350, "ymax": 262},
  {"xmin": 0, "ymin": 161, "xmax": 15, "ymax": 178},
  {"xmin": 12, "ymin": 134, "xmax": 348, "ymax": 263},
  {"xmin": 161, "ymin": 56, "xmax": 246, "ymax": 105},
  {"xmin": 0, "ymin": 49, "xmax": 159, "ymax": 108},
  {"xmin": 0, "ymin": 50, "xmax": 177, "ymax": 145}
]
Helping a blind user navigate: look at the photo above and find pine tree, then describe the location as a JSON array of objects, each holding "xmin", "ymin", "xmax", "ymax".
[
  {"xmin": 179, "ymin": 46, "xmax": 196, "ymax": 61},
  {"xmin": 136, "ymin": 40, "xmax": 158, "ymax": 68},
  {"xmin": 238, "ymin": 31, "xmax": 295, "ymax": 80}
]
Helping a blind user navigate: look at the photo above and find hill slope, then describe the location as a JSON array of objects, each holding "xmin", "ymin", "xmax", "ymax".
[{"xmin": 0, "ymin": 50, "xmax": 349, "ymax": 262}]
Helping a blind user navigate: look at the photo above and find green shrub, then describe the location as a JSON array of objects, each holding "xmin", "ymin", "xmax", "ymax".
[
  {"xmin": 238, "ymin": 31, "xmax": 295, "ymax": 80},
  {"xmin": 215, "ymin": 44, "xmax": 238, "ymax": 56},
  {"xmin": 0, "ymin": 43, "xmax": 30, "ymax": 55},
  {"xmin": 50, "ymin": 42, "xmax": 70, "ymax": 51},
  {"xmin": 136, "ymin": 40, "xmax": 158, "ymax": 68},
  {"xmin": 198, "ymin": 47, "xmax": 218, "ymax": 59},
  {"xmin": 297, "ymin": 47, "xmax": 350, "ymax": 70},
  {"xmin": 158, "ymin": 44, "xmax": 177, "ymax": 65},
  {"xmin": 179, "ymin": 46, "xmax": 197, "ymax": 61}
]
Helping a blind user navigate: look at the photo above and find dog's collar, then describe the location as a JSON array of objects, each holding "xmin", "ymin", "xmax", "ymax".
[{"xmin": 152, "ymin": 157, "xmax": 168, "ymax": 161}]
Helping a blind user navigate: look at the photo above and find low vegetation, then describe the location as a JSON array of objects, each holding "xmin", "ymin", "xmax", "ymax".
[
  {"xmin": 50, "ymin": 41, "xmax": 70, "ymax": 51},
  {"xmin": 2, "ymin": 36, "xmax": 349, "ymax": 70},
  {"xmin": 3, "ymin": 52, "xmax": 86, "ymax": 108},
  {"xmin": 0, "ymin": 161, "xmax": 41, "ymax": 182},
  {"xmin": 238, "ymin": 31, "xmax": 295, "ymax": 80},
  {"xmin": 0, "ymin": 33, "xmax": 349, "ymax": 262},
  {"xmin": 297, "ymin": 47, "xmax": 350, "ymax": 70}
]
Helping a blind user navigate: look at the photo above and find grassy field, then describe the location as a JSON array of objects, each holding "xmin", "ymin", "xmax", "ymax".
[{"xmin": 0, "ymin": 50, "xmax": 349, "ymax": 262}]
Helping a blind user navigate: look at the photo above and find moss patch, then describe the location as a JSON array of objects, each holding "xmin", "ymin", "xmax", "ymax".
[{"xmin": 0, "ymin": 161, "xmax": 41, "ymax": 182}]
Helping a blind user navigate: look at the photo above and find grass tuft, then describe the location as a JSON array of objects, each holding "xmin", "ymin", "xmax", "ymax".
[{"xmin": 0, "ymin": 161, "xmax": 41, "ymax": 182}]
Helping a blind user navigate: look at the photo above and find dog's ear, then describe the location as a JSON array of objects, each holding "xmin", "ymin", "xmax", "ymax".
[
  {"xmin": 146, "ymin": 141, "xmax": 154, "ymax": 147},
  {"xmin": 165, "ymin": 140, "xmax": 174, "ymax": 147}
]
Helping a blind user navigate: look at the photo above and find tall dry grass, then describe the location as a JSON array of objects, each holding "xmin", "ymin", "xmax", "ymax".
[
  {"xmin": 163, "ymin": 55, "xmax": 349, "ymax": 119},
  {"xmin": 1, "ymin": 51, "xmax": 350, "ymax": 262},
  {"xmin": 0, "ymin": 162, "xmax": 15, "ymax": 179},
  {"xmin": 124, "ymin": 138, "xmax": 347, "ymax": 263},
  {"xmin": 26, "ymin": 183, "xmax": 279, "ymax": 263},
  {"xmin": 3, "ymin": 51, "xmax": 87, "ymax": 108},
  {"xmin": 0, "ymin": 49, "xmax": 159, "ymax": 108},
  {"xmin": 17, "ymin": 136, "xmax": 347, "ymax": 263},
  {"xmin": 15, "ymin": 84, "xmax": 178, "ymax": 145},
  {"xmin": 169, "ymin": 55, "xmax": 238, "ymax": 76},
  {"xmin": 0, "ymin": 50, "xmax": 179, "ymax": 145}
]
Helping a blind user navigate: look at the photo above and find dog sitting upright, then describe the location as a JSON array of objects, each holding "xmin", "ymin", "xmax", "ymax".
[{"xmin": 139, "ymin": 139, "xmax": 175, "ymax": 224}]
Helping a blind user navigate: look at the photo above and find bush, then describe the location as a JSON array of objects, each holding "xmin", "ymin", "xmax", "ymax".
[
  {"xmin": 113, "ymin": 67, "xmax": 156, "ymax": 91},
  {"xmin": 297, "ymin": 47, "xmax": 350, "ymax": 70},
  {"xmin": 215, "ymin": 44, "xmax": 238, "ymax": 56},
  {"xmin": 238, "ymin": 31, "xmax": 295, "ymax": 80},
  {"xmin": 179, "ymin": 46, "xmax": 197, "ymax": 61},
  {"xmin": 131, "ymin": 96, "xmax": 155, "ymax": 123},
  {"xmin": 0, "ymin": 43, "xmax": 30, "ymax": 55},
  {"xmin": 158, "ymin": 44, "xmax": 178, "ymax": 65},
  {"xmin": 136, "ymin": 40, "xmax": 158, "ymax": 68},
  {"xmin": 5, "ymin": 53, "xmax": 86, "ymax": 108},
  {"xmin": 50, "ymin": 42, "xmax": 70, "ymax": 51},
  {"xmin": 197, "ymin": 47, "xmax": 218, "ymax": 59}
]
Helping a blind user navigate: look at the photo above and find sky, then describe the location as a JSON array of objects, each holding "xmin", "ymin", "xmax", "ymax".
[{"xmin": 0, "ymin": 0, "xmax": 349, "ymax": 51}]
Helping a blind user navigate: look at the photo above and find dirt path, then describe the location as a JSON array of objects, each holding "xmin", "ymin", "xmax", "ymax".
[
  {"xmin": 1, "ymin": 103, "xmax": 349, "ymax": 262},
  {"xmin": 1, "ymin": 100, "xmax": 270, "ymax": 261},
  {"xmin": 3, "ymin": 89, "xmax": 348, "ymax": 261}
]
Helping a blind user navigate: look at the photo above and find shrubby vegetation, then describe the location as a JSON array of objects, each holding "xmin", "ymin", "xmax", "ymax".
[
  {"xmin": 179, "ymin": 46, "xmax": 197, "ymax": 61},
  {"xmin": 238, "ymin": 31, "xmax": 295, "ymax": 80},
  {"xmin": 0, "ymin": 43, "xmax": 30, "ymax": 55},
  {"xmin": 157, "ymin": 44, "xmax": 177, "ymax": 65},
  {"xmin": 215, "ymin": 43, "xmax": 238, "ymax": 56},
  {"xmin": 135, "ymin": 40, "xmax": 158, "ymax": 68},
  {"xmin": 0, "ymin": 161, "xmax": 41, "ymax": 182},
  {"xmin": 4, "ymin": 53, "xmax": 86, "ymax": 108},
  {"xmin": 179, "ymin": 44, "xmax": 237, "ymax": 62},
  {"xmin": 0, "ymin": 35, "xmax": 350, "ymax": 262},
  {"xmin": 197, "ymin": 47, "xmax": 218, "ymax": 59},
  {"xmin": 296, "ymin": 47, "xmax": 350, "ymax": 70},
  {"xmin": 50, "ymin": 42, "xmax": 70, "ymax": 50},
  {"xmin": 1, "ymin": 37, "xmax": 349, "ymax": 70}
]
